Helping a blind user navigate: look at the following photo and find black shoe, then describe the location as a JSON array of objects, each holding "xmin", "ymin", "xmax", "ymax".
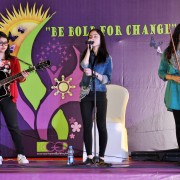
[
  {"xmin": 98, "ymin": 158, "xmax": 112, "ymax": 167},
  {"xmin": 84, "ymin": 158, "xmax": 93, "ymax": 165},
  {"xmin": 98, "ymin": 158, "xmax": 105, "ymax": 164}
]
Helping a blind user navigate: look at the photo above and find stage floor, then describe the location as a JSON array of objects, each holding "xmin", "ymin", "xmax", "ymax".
[{"xmin": 0, "ymin": 158, "xmax": 180, "ymax": 180}]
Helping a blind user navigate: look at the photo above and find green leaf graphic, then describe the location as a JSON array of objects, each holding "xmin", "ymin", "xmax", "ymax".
[
  {"xmin": 18, "ymin": 17, "xmax": 52, "ymax": 110},
  {"xmin": 51, "ymin": 109, "xmax": 69, "ymax": 140}
]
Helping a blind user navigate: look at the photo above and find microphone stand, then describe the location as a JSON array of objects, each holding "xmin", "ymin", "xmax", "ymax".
[
  {"xmin": 90, "ymin": 50, "xmax": 112, "ymax": 168},
  {"xmin": 90, "ymin": 50, "xmax": 99, "ymax": 165}
]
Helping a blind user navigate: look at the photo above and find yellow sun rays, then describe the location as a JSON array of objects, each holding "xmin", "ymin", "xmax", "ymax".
[{"xmin": 0, "ymin": 3, "xmax": 51, "ymax": 32}]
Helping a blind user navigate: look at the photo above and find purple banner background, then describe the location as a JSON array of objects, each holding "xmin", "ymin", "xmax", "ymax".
[{"xmin": 0, "ymin": 0, "xmax": 179, "ymax": 157}]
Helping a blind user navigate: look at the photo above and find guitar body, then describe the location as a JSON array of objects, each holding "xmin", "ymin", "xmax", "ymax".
[
  {"xmin": 0, "ymin": 71, "xmax": 10, "ymax": 98},
  {"xmin": 0, "ymin": 60, "xmax": 50, "ymax": 99}
]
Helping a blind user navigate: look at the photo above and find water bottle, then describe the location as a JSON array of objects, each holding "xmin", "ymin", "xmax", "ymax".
[{"xmin": 67, "ymin": 146, "xmax": 74, "ymax": 165}]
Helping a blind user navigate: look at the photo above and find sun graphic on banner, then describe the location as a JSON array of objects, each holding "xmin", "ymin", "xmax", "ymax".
[
  {"xmin": 0, "ymin": 3, "xmax": 52, "ymax": 56},
  {"xmin": 51, "ymin": 75, "xmax": 76, "ymax": 99},
  {"xmin": 0, "ymin": 3, "xmax": 55, "ymax": 110}
]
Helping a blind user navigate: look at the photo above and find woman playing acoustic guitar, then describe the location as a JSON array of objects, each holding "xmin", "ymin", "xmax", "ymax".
[{"xmin": 0, "ymin": 31, "xmax": 29, "ymax": 165}]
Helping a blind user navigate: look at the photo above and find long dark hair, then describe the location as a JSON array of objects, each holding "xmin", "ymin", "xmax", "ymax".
[
  {"xmin": 164, "ymin": 24, "xmax": 180, "ymax": 62},
  {"xmin": 81, "ymin": 29, "xmax": 109, "ymax": 64},
  {"xmin": 0, "ymin": 31, "xmax": 12, "ymax": 60}
]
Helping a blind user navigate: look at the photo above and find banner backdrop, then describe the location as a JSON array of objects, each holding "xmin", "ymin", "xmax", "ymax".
[{"xmin": 0, "ymin": 0, "xmax": 179, "ymax": 157}]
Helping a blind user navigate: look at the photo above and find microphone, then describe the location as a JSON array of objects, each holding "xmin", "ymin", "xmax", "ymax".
[
  {"xmin": 86, "ymin": 40, "xmax": 94, "ymax": 50},
  {"xmin": 85, "ymin": 40, "xmax": 94, "ymax": 45}
]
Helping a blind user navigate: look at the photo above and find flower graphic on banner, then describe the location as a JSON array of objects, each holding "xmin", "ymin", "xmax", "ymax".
[
  {"xmin": 69, "ymin": 133, "xmax": 75, "ymax": 139},
  {"xmin": 51, "ymin": 75, "xmax": 76, "ymax": 99},
  {"xmin": 69, "ymin": 117, "xmax": 76, "ymax": 124},
  {"xmin": 71, "ymin": 122, "xmax": 82, "ymax": 132}
]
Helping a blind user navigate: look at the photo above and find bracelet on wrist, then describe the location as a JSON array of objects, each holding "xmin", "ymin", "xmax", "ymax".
[{"xmin": 93, "ymin": 71, "xmax": 98, "ymax": 78}]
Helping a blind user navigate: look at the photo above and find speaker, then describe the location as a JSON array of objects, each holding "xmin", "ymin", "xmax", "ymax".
[{"xmin": 131, "ymin": 149, "xmax": 180, "ymax": 162}]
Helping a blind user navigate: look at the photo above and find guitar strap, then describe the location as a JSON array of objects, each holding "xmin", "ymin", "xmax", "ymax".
[{"xmin": 17, "ymin": 58, "xmax": 32, "ymax": 67}]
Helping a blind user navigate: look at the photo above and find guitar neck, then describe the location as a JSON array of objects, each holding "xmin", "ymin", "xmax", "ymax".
[{"xmin": 0, "ymin": 66, "xmax": 36, "ymax": 85}]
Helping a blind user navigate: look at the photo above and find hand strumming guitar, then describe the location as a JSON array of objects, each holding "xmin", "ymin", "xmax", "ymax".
[{"xmin": 19, "ymin": 70, "xmax": 30, "ymax": 81}]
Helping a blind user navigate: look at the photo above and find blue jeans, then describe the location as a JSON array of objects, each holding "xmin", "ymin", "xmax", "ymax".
[
  {"xmin": 80, "ymin": 91, "xmax": 107, "ymax": 157},
  {"xmin": 0, "ymin": 96, "xmax": 24, "ymax": 154}
]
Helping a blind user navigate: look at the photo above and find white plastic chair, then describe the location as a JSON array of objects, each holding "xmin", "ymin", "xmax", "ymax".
[{"xmin": 83, "ymin": 84, "xmax": 129, "ymax": 163}]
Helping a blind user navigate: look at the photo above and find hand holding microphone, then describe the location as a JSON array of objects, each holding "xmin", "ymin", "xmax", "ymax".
[{"xmin": 85, "ymin": 40, "xmax": 94, "ymax": 50}]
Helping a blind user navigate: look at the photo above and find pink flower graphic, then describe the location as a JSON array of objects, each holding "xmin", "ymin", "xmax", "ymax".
[{"xmin": 71, "ymin": 122, "xmax": 82, "ymax": 132}]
